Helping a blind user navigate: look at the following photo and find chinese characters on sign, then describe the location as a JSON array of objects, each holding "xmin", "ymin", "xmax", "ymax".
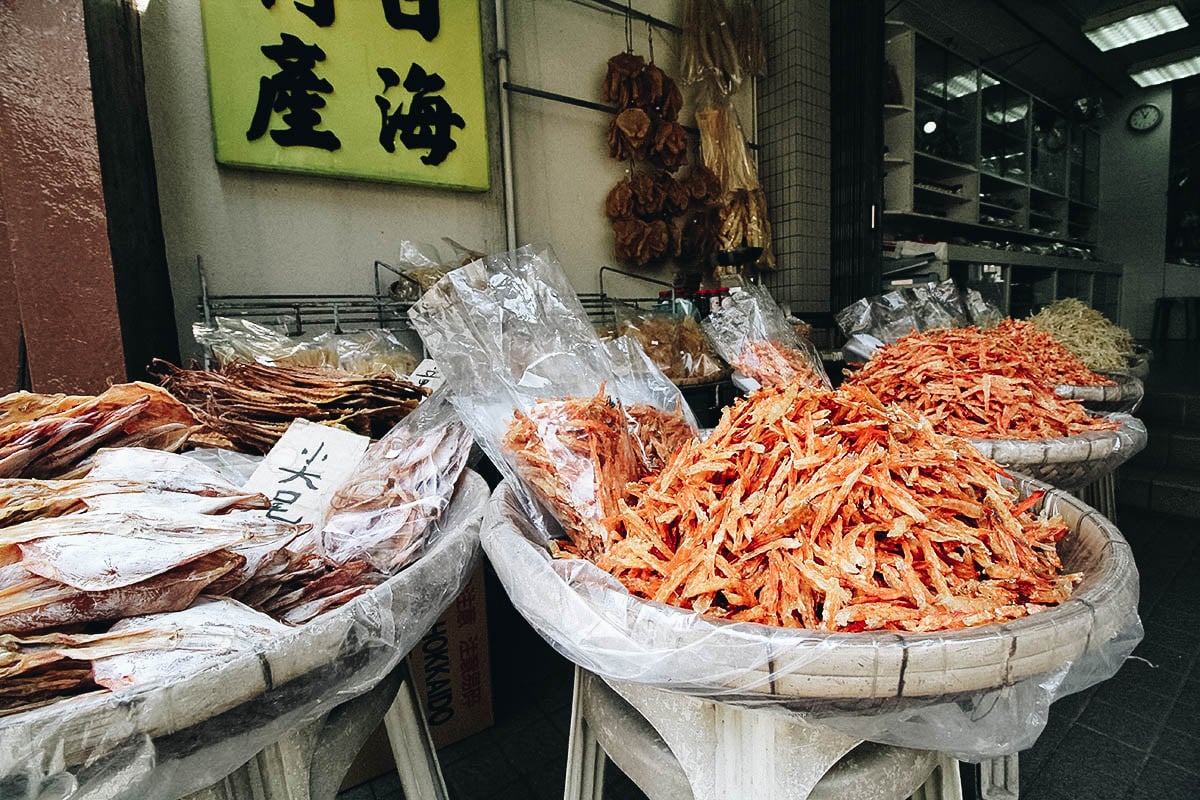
[
  {"xmin": 244, "ymin": 419, "xmax": 370, "ymax": 531},
  {"xmin": 200, "ymin": 0, "xmax": 488, "ymax": 189},
  {"xmin": 407, "ymin": 358, "xmax": 446, "ymax": 392}
]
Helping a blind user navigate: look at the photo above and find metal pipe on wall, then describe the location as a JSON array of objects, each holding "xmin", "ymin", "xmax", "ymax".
[{"xmin": 494, "ymin": 0, "xmax": 518, "ymax": 252}]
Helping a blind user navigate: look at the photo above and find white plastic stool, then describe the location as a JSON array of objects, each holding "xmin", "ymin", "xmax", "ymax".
[
  {"xmin": 565, "ymin": 667, "xmax": 962, "ymax": 800},
  {"xmin": 181, "ymin": 657, "xmax": 448, "ymax": 800}
]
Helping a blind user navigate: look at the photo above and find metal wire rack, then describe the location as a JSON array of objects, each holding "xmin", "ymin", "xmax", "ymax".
[{"xmin": 196, "ymin": 260, "xmax": 419, "ymax": 337}]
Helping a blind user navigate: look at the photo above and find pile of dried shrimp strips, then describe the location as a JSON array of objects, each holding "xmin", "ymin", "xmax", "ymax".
[
  {"xmin": 844, "ymin": 320, "xmax": 1120, "ymax": 440},
  {"xmin": 597, "ymin": 384, "xmax": 1079, "ymax": 632}
]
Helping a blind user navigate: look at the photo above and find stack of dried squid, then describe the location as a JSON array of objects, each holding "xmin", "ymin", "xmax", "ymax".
[
  {"xmin": 0, "ymin": 387, "xmax": 474, "ymax": 713},
  {"xmin": 152, "ymin": 359, "xmax": 426, "ymax": 454},
  {"xmin": 0, "ymin": 382, "xmax": 197, "ymax": 478}
]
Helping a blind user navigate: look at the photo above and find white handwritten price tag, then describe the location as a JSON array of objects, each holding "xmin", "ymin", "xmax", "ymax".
[
  {"xmin": 244, "ymin": 419, "xmax": 370, "ymax": 532},
  {"xmin": 408, "ymin": 358, "xmax": 446, "ymax": 393}
]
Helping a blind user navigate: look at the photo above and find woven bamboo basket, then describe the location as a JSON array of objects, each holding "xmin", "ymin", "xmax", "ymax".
[
  {"xmin": 483, "ymin": 475, "xmax": 1140, "ymax": 711},
  {"xmin": 966, "ymin": 414, "xmax": 1146, "ymax": 491},
  {"xmin": 1054, "ymin": 372, "xmax": 1144, "ymax": 414}
]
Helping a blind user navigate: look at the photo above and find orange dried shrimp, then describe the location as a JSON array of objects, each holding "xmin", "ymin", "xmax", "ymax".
[
  {"xmin": 991, "ymin": 319, "xmax": 1116, "ymax": 387},
  {"xmin": 597, "ymin": 383, "xmax": 1079, "ymax": 632},
  {"xmin": 845, "ymin": 324, "xmax": 1120, "ymax": 440},
  {"xmin": 503, "ymin": 394, "xmax": 695, "ymax": 556}
]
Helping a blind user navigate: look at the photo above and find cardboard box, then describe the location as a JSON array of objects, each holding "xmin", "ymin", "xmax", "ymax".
[
  {"xmin": 410, "ymin": 565, "xmax": 494, "ymax": 747},
  {"xmin": 340, "ymin": 566, "xmax": 493, "ymax": 790}
]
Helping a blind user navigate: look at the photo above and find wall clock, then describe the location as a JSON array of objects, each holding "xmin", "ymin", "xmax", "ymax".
[{"xmin": 1127, "ymin": 103, "xmax": 1163, "ymax": 133}]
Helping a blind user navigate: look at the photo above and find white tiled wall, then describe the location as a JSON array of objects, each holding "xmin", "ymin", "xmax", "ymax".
[{"xmin": 757, "ymin": 0, "xmax": 831, "ymax": 314}]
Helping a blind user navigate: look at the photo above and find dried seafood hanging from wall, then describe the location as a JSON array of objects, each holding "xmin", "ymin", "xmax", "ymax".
[
  {"xmin": 601, "ymin": 17, "xmax": 717, "ymax": 271},
  {"xmin": 681, "ymin": 0, "xmax": 775, "ymax": 274}
]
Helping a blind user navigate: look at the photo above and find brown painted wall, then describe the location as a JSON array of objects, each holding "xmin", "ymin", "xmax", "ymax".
[
  {"xmin": 0, "ymin": 0, "xmax": 127, "ymax": 394},
  {"xmin": 0, "ymin": 195, "xmax": 24, "ymax": 394}
]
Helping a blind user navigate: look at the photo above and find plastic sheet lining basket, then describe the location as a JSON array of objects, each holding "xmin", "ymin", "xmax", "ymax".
[
  {"xmin": 0, "ymin": 473, "xmax": 489, "ymax": 800},
  {"xmin": 482, "ymin": 475, "xmax": 1142, "ymax": 760},
  {"xmin": 1054, "ymin": 372, "xmax": 1144, "ymax": 414},
  {"xmin": 1126, "ymin": 346, "xmax": 1152, "ymax": 381},
  {"xmin": 967, "ymin": 414, "xmax": 1146, "ymax": 492}
]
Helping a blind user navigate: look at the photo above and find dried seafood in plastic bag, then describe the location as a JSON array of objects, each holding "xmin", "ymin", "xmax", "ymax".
[
  {"xmin": 409, "ymin": 245, "xmax": 696, "ymax": 554},
  {"xmin": 321, "ymin": 389, "xmax": 473, "ymax": 573},
  {"xmin": 610, "ymin": 305, "xmax": 727, "ymax": 386},
  {"xmin": 703, "ymin": 283, "xmax": 830, "ymax": 390},
  {"xmin": 698, "ymin": 105, "xmax": 760, "ymax": 193},
  {"xmin": 729, "ymin": 0, "xmax": 766, "ymax": 78},
  {"xmin": 503, "ymin": 392, "xmax": 643, "ymax": 557},
  {"xmin": 681, "ymin": 0, "xmax": 742, "ymax": 95}
]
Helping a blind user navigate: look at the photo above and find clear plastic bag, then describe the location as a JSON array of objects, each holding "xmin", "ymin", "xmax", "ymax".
[
  {"xmin": 481, "ymin": 474, "xmax": 1141, "ymax": 761},
  {"xmin": 192, "ymin": 317, "xmax": 419, "ymax": 377},
  {"xmin": 966, "ymin": 288, "xmax": 1005, "ymax": 328},
  {"xmin": 192, "ymin": 317, "xmax": 325, "ymax": 368},
  {"xmin": 609, "ymin": 302, "xmax": 728, "ymax": 386},
  {"xmin": 321, "ymin": 387, "xmax": 474, "ymax": 572},
  {"xmin": 408, "ymin": 244, "xmax": 697, "ymax": 557},
  {"xmin": 701, "ymin": 283, "xmax": 830, "ymax": 390}
]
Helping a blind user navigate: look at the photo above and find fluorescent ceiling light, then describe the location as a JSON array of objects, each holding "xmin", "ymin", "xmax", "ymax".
[
  {"xmin": 1129, "ymin": 47, "xmax": 1200, "ymax": 85},
  {"xmin": 1084, "ymin": 3, "xmax": 1187, "ymax": 51},
  {"xmin": 924, "ymin": 71, "xmax": 998, "ymax": 100}
]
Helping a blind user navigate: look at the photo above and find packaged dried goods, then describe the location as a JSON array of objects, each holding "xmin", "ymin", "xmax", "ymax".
[{"xmin": 702, "ymin": 282, "xmax": 830, "ymax": 390}]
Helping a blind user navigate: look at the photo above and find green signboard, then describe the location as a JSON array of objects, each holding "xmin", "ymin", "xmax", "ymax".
[{"xmin": 199, "ymin": 0, "xmax": 489, "ymax": 191}]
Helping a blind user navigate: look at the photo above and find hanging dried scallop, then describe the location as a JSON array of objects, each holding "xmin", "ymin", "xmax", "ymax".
[
  {"xmin": 608, "ymin": 108, "xmax": 652, "ymax": 161},
  {"xmin": 660, "ymin": 172, "xmax": 691, "ymax": 215},
  {"xmin": 684, "ymin": 164, "xmax": 722, "ymax": 204},
  {"xmin": 629, "ymin": 172, "xmax": 665, "ymax": 217},
  {"xmin": 602, "ymin": 52, "xmax": 647, "ymax": 108},
  {"xmin": 649, "ymin": 119, "xmax": 689, "ymax": 171},
  {"xmin": 605, "ymin": 179, "xmax": 636, "ymax": 220}
]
